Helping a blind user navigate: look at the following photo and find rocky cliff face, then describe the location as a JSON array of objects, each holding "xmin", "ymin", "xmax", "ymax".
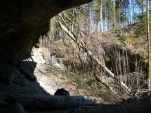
[{"xmin": 0, "ymin": 0, "xmax": 92, "ymax": 83}]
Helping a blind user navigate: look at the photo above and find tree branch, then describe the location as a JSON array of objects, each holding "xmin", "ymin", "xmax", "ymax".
[{"xmin": 58, "ymin": 20, "xmax": 131, "ymax": 95}]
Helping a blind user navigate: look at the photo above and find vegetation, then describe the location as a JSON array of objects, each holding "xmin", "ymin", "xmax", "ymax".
[
  {"xmin": 40, "ymin": 0, "xmax": 150, "ymax": 97},
  {"xmin": 0, "ymin": 0, "xmax": 150, "ymax": 113}
]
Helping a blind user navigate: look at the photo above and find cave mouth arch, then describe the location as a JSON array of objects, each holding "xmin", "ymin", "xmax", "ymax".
[{"xmin": 0, "ymin": 0, "xmax": 92, "ymax": 84}]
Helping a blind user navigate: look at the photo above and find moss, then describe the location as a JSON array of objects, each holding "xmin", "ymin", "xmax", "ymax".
[{"xmin": 123, "ymin": 36, "xmax": 137, "ymax": 46}]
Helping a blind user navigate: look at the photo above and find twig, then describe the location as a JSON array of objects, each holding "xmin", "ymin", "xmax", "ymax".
[{"xmin": 58, "ymin": 20, "xmax": 131, "ymax": 95}]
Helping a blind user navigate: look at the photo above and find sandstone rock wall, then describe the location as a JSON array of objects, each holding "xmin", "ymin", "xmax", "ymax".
[{"xmin": 0, "ymin": 0, "xmax": 92, "ymax": 83}]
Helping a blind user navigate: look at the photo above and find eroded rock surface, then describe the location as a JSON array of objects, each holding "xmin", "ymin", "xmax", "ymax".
[
  {"xmin": 0, "ymin": 0, "xmax": 92, "ymax": 83},
  {"xmin": 0, "ymin": 0, "xmax": 92, "ymax": 113}
]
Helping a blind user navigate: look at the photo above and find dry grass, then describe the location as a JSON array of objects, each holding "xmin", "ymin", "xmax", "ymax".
[{"xmin": 35, "ymin": 30, "xmax": 148, "ymax": 100}]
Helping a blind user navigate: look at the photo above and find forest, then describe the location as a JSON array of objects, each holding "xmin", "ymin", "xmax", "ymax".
[
  {"xmin": 35, "ymin": 0, "xmax": 150, "ymax": 97},
  {"xmin": 0, "ymin": 0, "xmax": 150, "ymax": 113}
]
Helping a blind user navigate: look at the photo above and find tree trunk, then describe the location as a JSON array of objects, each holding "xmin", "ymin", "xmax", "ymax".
[{"xmin": 147, "ymin": 0, "xmax": 151, "ymax": 93}]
